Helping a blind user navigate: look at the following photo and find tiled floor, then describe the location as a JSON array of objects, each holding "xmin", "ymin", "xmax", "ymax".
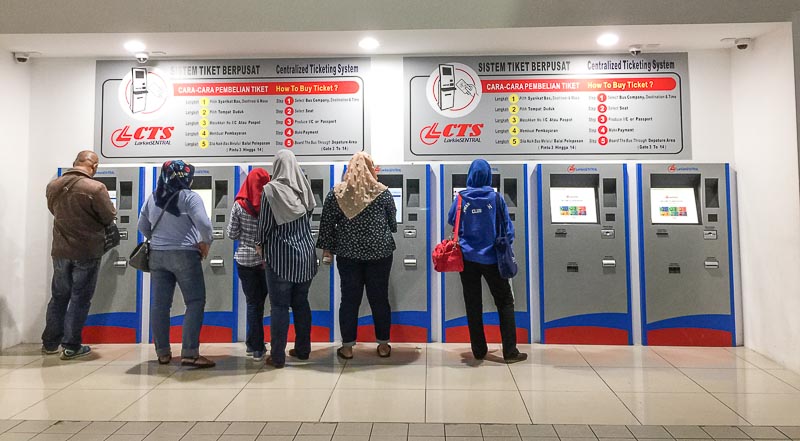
[{"xmin": 0, "ymin": 343, "xmax": 799, "ymax": 431}]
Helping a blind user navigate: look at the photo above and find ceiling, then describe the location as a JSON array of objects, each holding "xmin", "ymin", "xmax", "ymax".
[{"xmin": 0, "ymin": 23, "xmax": 787, "ymax": 60}]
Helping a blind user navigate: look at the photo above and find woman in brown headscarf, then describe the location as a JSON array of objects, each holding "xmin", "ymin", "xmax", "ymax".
[{"xmin": 316, "ymin": 152, "xmax": 397, "ymax": 359}]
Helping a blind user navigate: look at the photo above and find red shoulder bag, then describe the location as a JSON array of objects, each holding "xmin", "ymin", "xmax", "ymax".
[{"xmin": 432, "ymin": 194, "xmax": 464, "ymax": 272}]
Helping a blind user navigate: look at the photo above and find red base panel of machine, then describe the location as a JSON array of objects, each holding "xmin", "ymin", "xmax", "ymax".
[
  {"xmin": 355, "ymin": 324, "xmax": 428, "ymax": 343},
  {"xmin": 445, "ymin": 326, "xmax": 529, "ymax": 344},
  {"xmin": 82, "ymin": 326, "xmax": 137, "ymax": 343},
  {"xmin": 544, "ymin": 326, "xmax": 629, "ymax": 345},
  {"xmin": 263, "ymin": 325, "xmax": 331, "ymax": 343},
  {"xmin": 647, "ymin": 328, "xmax": 733, "ymax": 346},
  {"xmin": 169, "ymin": 325, "xmax": 232, "ymax": 343}
]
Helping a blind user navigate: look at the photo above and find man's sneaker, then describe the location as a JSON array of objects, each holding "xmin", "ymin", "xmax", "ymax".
[
  {"xmin": 251, "ymin": 351, "xmax": 265, "ymax": 362},
  {"xmin": 41, "ymin": 346, "xmax": 60, "ymax": 355},
  {"xmin": 60, "ymin": 345, "xmax": 91, "ymax": 360}
]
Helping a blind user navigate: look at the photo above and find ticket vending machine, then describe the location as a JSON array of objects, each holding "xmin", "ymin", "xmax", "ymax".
[
  {"xmin": 161, "ymin": 166, "xmax": 242, "ymax": 343},
  {"xmin": 56, "ymin": 167, "xmax": 146, "ymax": 343},
  {"xmin": 536, "ymin": 164, "xmax": 632, "ymax": 345},
  {"xmin": 637, "ymin": 163, "xmax": 741, "ymax": 346},
  {"xmin": 351, "ymin": 165, "xmax": 433, "ymax": 342},
  {"xmin": 259, "ymin": 164, "xmax": 335, "ymax": 342},
  {"xmin": 440, "ymin": 164, "xmax": 530, "ymax": 343}
]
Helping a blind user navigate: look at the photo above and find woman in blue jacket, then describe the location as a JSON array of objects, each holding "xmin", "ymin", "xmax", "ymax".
[{"xmin": 447, "ymin": 159, "xmax": 527, "ymax": 363}]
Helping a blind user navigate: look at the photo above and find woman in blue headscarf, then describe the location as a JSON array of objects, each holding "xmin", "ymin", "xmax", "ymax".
[
  {"xmin": 139, "ymin": 160, "xmax": 215, "ymax": 368},
  {"xmin": 447, "ymin": 159, "xmax": 527, "ymax": 363}
]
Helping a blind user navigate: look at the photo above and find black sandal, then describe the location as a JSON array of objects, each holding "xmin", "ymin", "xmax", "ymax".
[
  {"xmin": 337, "ymin": 347, "xmax": 354, "ymax": 360},
  {"xmin": 157, "ymin": 354, "xmax": 172, "ymax": 365},
  {"xmin": 180, "ymin": 355, "xmax": 216, "ymax": 368}
]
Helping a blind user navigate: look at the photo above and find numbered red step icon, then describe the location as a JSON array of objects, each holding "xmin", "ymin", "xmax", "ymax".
[
  {"xmin": 598, "ymin": 114, "xmax": 608, "ymax": 124},
  {"xmin": 284, "ymin": 128, "xmax": 294, "ymax": 137},
  {"xmin": 597, "ymin": 93, "xmax": 607, "ymax": 102},
  {"xmin": 598, "ymin": 136, "xmax": 609, "ymax": 146},
  {"xmin": 285, "ymin": 138, "xmax": 295, "ymax": 148},
  {"xmin": 284, "ymin": 117, "xmax": 294, "ymax": 126},
  {"xmin": 598, "ymin": 125, "xmax": 608, "ymax": 135},
  {"xmin": 285, "ymin": 96, "xmax": 294, "ymax": 106},
  {"xmin": 284, "ymin": 107, "xmax": 295, "ymax": 116},
  {"xmin": 598, "ymin": 104, "xmax": 607, "ymax": 113}
]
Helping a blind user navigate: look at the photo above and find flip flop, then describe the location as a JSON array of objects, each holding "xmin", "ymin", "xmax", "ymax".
[
  {"xmin": 180, "ymin": 355, "xmax": 216, "ymax": 368},
  {"xmin": 337, "ymin": 347, "xmax": 354, "ymax": 360}
]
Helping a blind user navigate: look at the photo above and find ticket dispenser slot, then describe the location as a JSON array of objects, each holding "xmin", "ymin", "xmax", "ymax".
[
  {"xmin": 310, "ymin": 179, "xmax": 324, "ymax": 207},
  {"xmin": 406, "ymin": 179, "xmax": 420, "ymax": 209},
  {"xmin": 705, "ymin": 179, "xmax": 720, "ymax": 208},
  {"xmin": 503, "ymin": 178, "xmax": 518, "ymax": 208},
  {"xmin": 214, "ymin": 180, "xmax": 228, "ymax": 210},
  {"xmin": 603, "ymin": 178, "xmax": 617, "ymax": 208},
  {"xmin": 119, "ymin": 181, "xmax": 133, "ymax": 211}
]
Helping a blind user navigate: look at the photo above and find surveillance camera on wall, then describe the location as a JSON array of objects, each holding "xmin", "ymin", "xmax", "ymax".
[
  {"xmin": 135, "ymin": 52, "xmax": 149, "ymax": 64},
  {"xmin": 628, "ymin": 45, "xmax": 643, "ymax": 57},
  {"xmin": 735, "ymin": 38, "xmax": 752, "ymax": 50},
  {"xmin": 13, "ymin": 52, "xmax": 30, "ymax": 64}
]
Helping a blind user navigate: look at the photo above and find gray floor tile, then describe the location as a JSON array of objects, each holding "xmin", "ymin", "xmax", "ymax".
[
  {"xmin": 223, "ymin": 423, "xmax": 265, "ymax": 436},
  {"xmin": 555, "ymin": 425, "xmax": 596, "ymax": 438},
  {"xmin": 592, "ymin": 426, "xmax": 634, "ymax": 439},
  {"xmin": 777, "ymin": 428, "xmax": 800, "ymax": 439},
  {"xmin": 371, "ymin": 424, "xmax": 408, "ymax": 436},
  {"xmin": 142, "ymin": 435, "xmax": 182, "ymax": 441},
  {"xmin": 106, "ymin": 435, "xmax": 147, "ymax": 441},
  {"xmin": 0, "ymin": 422, "xmax": 22, "ymax": 434},
  {"xmin": 332, "ymin": 436, "xmax": 368, "ymax": 441},
  {"xmin": 334, "ymin": 423, "xmax": 372, "ymax": 436},
  {"xmin": 293, "ymin": 436, "xmax": 332, "ymax": 441},
  {"xmin": 188, "ymin": 422, "xmax": 230, "ymax": 436},
  {"xmin": 115, "ymin": 423, "xmax": 160, "ymax": 436},
  {"xmin": 702, "ymin": 427, "xmax": 748, "ymax": 439},
  {"xmin": 483, "ymin": 436, "xmax": 522, "ymax": 441},
  {"xmin": 255, "ymin": 436, "xmax": 294, "ymax": 441},
  {"xmin": 68, "ymin": 434, "xmax": 110, "ymax": 441},
  {"xmin": 368, "ymin": 436, "xmax": 406, "ymax": 441},
  {"xmin": 0, "ymin": 433, "xmax": 37, "ymax": 441},
  {"xmin": 177, "ymin": 436, "xmax": 217, "ymax": 441},
  {"xmin": 42, "ymin": 422, "xmax": 90, "ymax": 434},
  {"xmin": 739, "ymin": 427, "xmax": 789, "ymax": 440},
  {"xmin": 29, "ymin": 434, "xmax": 72, "ymax": 441},
  {"xmin": 218, "ymin": 435, "xmax": 256, "ymax": 441},
  {"xmin": 445, "ymin": 424, "xmax": 482, "ymax": 437},
  {"xmin": 262, "ymin": 423, "xmax": 301, "ymax": 436},
  {"xmin": 80, "ymin": 422, "xmax": 125, "ymax": 435},
  {"xmin": 483, "ymin": 425, "xmax": 521, "ymax": 436},
  {"xmin": 521, "ymin": 438, "xmax": 559, "ymax": 441},
  {"xmin": 150, "ymin": 423, "xmax": 193, "ymax": 437},
  {"xmin": 665, "ymin": 427, "xmax": 710, "ymax": 439},
  {"xmin": 297, "ymin": 424, "xmax": 336, "ymax": 436},
  {"xmin": 7, "ymin": 422, "xmax": 57, "ymax": 434},
  {"xmin": 407, "ymin": 437, "xmax": 444, "ymax": 441},
  {"xmin": 518, "ymin": 425, "xmax": 557, "ymax": 438},
  {"xmin": 627, "ymin": 426, "xmax": 671, "ymax": 439},
  {"xmin": 409, "ymin": 424, "xmax": 444, "ymax": 437}
]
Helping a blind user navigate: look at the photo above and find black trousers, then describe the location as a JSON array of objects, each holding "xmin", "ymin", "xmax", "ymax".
[
  {"xmin": 237, "ymin": 263, "xmax": 268, "ymax": 353},
  {"xmin": 337, "ymin": 255, "xmax": 393, "ymax": 345},
  {"xmin": 459, "ymin": 259, "xmax": 519, "ymax": 358}
]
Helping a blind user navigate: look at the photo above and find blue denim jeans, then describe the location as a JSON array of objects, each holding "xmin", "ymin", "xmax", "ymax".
[
  {"xmin": 337, "ymin": 255, "xmax": 393, "ymax": 346},
  {"xmin": 42, "ymin": 257, "xmax": 101, "ymax": 351},
  {"xmin": 237, "ymin": 263, "xmax": 268, "ymax": 353},
  {"xmin": 150, "ymin": 250, "xmax": 206, "ymax": 358},
  {"xmin": 265, "ymin": 265, "xmax": 312, "ymax": 365}
]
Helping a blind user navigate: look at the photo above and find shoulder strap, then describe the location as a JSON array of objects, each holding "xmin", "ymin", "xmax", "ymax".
[
  {"xmin": 494, "ymin": 192, "xmax": 506, "ymax": 236},
  {"xmin": 453, "ymin": 194, "xmax": 462, "ymax": 241},
  {"xmin": 149, "ymin": 191, "xmax": 181, "ymax": 236}
]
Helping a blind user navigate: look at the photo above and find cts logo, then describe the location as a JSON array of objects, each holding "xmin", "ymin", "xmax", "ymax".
[
  {"xmin": 419, "ymin": 122, "xmax": 483, "ymax": 146},
  {"xmin": 111, "ymin": 125, "xmax": 174, "ymax": 148},
  {"xmin": 568, "ymin": 164, "xmax": 576, "ymax": 173},
  {"xmin": 668, "ymin": 164, "xmax": 677, "ymax": 173}
]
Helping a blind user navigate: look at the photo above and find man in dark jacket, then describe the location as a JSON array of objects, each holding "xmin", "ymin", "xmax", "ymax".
[{"xmin": 44, "ymin": 151, "xmax": 116, "ymax": 360}]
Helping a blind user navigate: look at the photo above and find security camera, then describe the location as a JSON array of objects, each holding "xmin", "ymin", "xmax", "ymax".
[
  {"xmin": 134, "ymin": 52, "xmax": 149, "ymax": 64},
  {"xmin": 735, "ymin": 38, "xmax": 752, "ymax": 50},
  {"xmin": 13, "ymin": 52, "xmax": 30, "ymax": 64},
  {"xmin": 628, "ymin": 45, "xmax": 642, "ymax": 57}
]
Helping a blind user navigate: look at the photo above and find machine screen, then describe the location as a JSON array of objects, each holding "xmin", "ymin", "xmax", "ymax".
[
  {"xmin": 549, "ymin": 187, "xmax": 599, "ymax": 224},
  {"xmin": 650, "ymin": 187, "xmax": 699, "ymax": 224},
  {"xmin": 389, "ymin": 187, "xmax": 402, "ymax": 223},
  {"xmin": 194, "ymin": 190, "xmax": 213, "ymax": 220}
]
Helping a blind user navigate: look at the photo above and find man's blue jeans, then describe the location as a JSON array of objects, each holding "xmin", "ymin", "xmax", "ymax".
[
  {"xmin": 42, "ymin": 257, "xmax": 101, "ymax": 352},
  {"xmin": 265, "ymin": 265, "xmax": 312, "ymax": 365},
  {"xmin": 150, "ymin": 250, "xmax": 206, "ymax": 358}
]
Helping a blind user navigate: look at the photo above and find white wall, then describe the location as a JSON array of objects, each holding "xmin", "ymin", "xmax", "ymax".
[
  {"xmin": 20, "ymin": 59, "xmax": 97, "ymax": 343},
  {"xmin": 731, "ymin": 24, "xmax": 800, "ymax": 372},
  {"xmin": 0, "ymin": 56, "xmax": 31, "ymax": 349}
]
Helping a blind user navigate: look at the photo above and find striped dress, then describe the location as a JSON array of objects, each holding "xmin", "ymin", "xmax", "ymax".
[{"xmin": 255, "ymin": 193, "xmax": 318, "ymax": 283}]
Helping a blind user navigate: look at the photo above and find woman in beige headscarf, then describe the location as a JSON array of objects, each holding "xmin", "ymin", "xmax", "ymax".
[{"xmin": 316, "ymin": 152, "xmax": 397, "ymax": 359}]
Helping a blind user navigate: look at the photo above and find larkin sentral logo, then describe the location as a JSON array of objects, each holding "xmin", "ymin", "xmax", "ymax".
[
  {"xmin": 568, "ymin": 165, "xmax": 599, "ymax": 173},
  {"xmin": 419, "ymin": 122, "xmax": 484, "ymax": 146},
  {"xmin": 111, "ymin": 125, "xmax": 174, "ymax": 148},
  {"xmin": 668, "ymin": 164, "xmax": 677, "ymax": 173}
]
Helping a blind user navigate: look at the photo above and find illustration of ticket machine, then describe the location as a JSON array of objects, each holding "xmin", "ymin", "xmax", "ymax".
[
  {"xmin": 130, "ymin": 67, "xmax": 148, "ymax": 114},
  {"xmin": 535, "ymin": 164, "xmax": 632, "ymax": 345},
  {"xmin": 439, "ymin": 164, "xmax": 530, "ymax": 343},
  {"xmin": 56, "ymin": 166, "xmax": 146, "ymax": 343},
  {"xmin": 165, "ymin": 166, "xmax": 242, "ymax": 343},
  {"xmin": 438, "ymin": 64, "xmax": 456, "ymax": 111},
  {"xmin": 637, "ymin": 163, "xmax": 741, "ymax": 346}
]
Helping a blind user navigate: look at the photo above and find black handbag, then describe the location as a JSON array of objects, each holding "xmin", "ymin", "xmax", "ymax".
[
  {"xmin": 494, "ymin": 192, "xmax": 518, "ymax": 279},
  {"xmin": 130, "ymin": 192, "xmax": 178, "ymax": 272},
  {"xmin": 104, "ymin": 222, "xmax": 121, "ymax": 253}
]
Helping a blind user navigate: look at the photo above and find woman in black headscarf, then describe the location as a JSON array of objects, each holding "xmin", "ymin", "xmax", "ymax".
[{"xmin": 139, "ymin": 160, "xmax": 215, "ymax": 368}]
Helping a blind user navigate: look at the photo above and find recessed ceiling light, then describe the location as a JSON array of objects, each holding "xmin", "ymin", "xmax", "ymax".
[
  {"xmin": 358, "ymin": 37, "xmax": 380, "ymax": 50},
  {"xmin": 124, "ymin": 40, "xmax": 146, "ymax": 53},
  {"xmin": 596, "ymin": 33, "xmax": 619, "ymax": 47}
]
